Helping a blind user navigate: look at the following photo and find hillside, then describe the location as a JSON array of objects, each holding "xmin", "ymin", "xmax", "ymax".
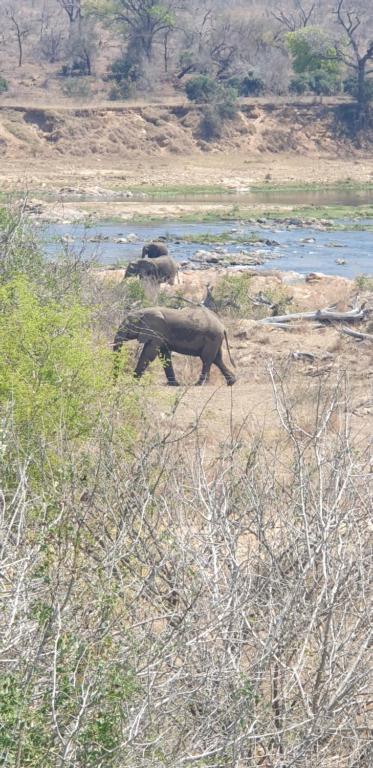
[{"xmin": 0, "ymin": 100, "xmax": 372, "ymax": 199}]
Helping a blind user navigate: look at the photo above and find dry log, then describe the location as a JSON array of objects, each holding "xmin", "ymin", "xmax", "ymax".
[
  {"xmin": 341, "ymin": 326, "xmax": 373, "ymax": 342},
  {"xmin": 258, "ymin": 306, "xmax": 369, "ymax": 325}
]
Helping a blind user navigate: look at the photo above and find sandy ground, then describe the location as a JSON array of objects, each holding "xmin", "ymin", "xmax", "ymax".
[{"xmin": 1, "ymin": 153, "xmax": 371, "ymax": 194}]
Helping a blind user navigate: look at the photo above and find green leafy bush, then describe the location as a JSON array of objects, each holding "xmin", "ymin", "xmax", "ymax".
[
  {"xmin": 344, "ymin": 75, "xmax": 373, "ymax": 102},
  {"xmin": 286, "ymin": 27, "xmax": 342, "ymax": 96},
  {"xmin": 107, "ymin": 54, "xmax": 142, "ymax": 100},
  {"xmin": 0, "ymin": 276, "xmax": 112, "ymax": 446},
  {"xmin": 290, "ymin": 70, "xmax": 340, "ymax": 96},
  {"xmin": 0, "ymin": 76, "xmax": 8, "ymax": 93},
  {"xmin": 185, "ymin": 75, "xmax": 217, "ymax": 102},
  {"xmin": 228, "ymin": 72, "xmax": 264, "ymax": 96},
  {"xmin": 213, "ymin": 273, "xmax": 254, "ymax": 317},
  {"xmin": 198, "ymin": 84, "xmax": 238, "ymax": 141}
]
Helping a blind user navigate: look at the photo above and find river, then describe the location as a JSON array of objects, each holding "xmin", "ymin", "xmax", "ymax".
[{"xmin": 43, "ymin": 217, "xmax": 373, "ymax": 279}]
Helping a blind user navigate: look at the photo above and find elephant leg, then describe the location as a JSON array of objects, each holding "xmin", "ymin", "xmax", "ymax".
[
  {"xmin": 160, "ymin": 345, "xmax": 179, "ymax": 386},
  {"xmin": 213, "ymin": 348, "xmax": 236, "ymax": 386},
  {"xmin": 196, "ymin": 359, "xmax": 212, "ymax": 386},
  {"xmin": 134, "ymin": 341, "xmax": 160, "ymax": 378}
]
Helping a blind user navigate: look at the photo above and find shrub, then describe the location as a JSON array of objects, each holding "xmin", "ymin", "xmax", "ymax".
[
  {"xmin": 185, "ymin": 75, "xmax": 217, "ymax": 102},
  {"xmin": 213, "ymin": 273, "xmax": 254, "ymax": 317},
  {"xmin": 107, "ymin": 54, "xmax": 142, "ymax": 99},
  {"xmin": 0, "ymin": 276, "xmax": 113, "ymax": 446},
  {"xmin": 0, "ymin": 205, "xmax": 43, "ymax": 283},
  {"xmin": 290, "ymin": 70, "xmax": 340, "ymax": 96},
  {"xmin": 61, "ymin": 77, "xmax": 92, "ymax": 99},
  {"xmin": 199, "ymin": 105, "xmax": 222, "ymax": 140},
  {"xmin": 198, "ymin": 84, "xmax": 238, "ymax": 141},
  {"xmin": 0, "ymin": 76, "xmax": 8, "ymax": 93},
  {"xmin": 229, "ymin": 72, "xmax": 264, "ymax": 97},
  {"xmin": 344, "ymin": 75, "xmax": 373, "ymax": 102}
]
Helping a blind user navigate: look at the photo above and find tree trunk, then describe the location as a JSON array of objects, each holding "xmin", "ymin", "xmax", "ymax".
[{"xmin": 356, "ymin": 59, "xmax": 368, "ymax": 131}]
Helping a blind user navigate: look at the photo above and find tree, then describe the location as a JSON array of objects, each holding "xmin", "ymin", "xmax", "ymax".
[
  {"xmin": 56, "ymin": 0, "xmax": 82, "ymax": 25},
  {"xmin": 101, "ymin": 0, "xmax": 177, "ymax": 61},
  {"xmin": 272, "ymin": 1, "xmax": 316, "ymax": 32},
  {"xmin": 334, "ymin": 0, "xmax": 373, "ymax": 129},
  {"xmin": 286, "ymin": 26, "xmax": 342, "ymax": 95},
  {"xmin": 6, "ymin": 4, "xmax": 31, "ymax": 67}
]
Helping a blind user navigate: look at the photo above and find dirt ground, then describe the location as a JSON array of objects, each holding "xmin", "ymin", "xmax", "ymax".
[{"xmin": 105, "ymin": 268, "xmax": 373, "ymax": 451}]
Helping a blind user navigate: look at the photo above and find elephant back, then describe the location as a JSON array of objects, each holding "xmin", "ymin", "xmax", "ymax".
[{"xmin": 142, "ymin": 241, "xmax": 169, "ymax": 259}]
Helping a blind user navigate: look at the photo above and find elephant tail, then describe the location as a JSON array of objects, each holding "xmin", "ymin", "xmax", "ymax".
[{"xmin": 224, "ymin": 331, "xmax": 236, "ymax": 368}]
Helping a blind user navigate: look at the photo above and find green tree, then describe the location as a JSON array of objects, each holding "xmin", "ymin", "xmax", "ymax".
[
  {"xmin": 286, "ymin": 26, "xmax": 342, "ymax": 94},
  {"xmin": 93, "ymin": 0, "xmax": 176, "ymax": 61}
]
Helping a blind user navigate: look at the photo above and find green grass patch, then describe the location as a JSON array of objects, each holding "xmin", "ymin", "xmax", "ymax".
[
  {"xmin": 175, "ymin": 231, "xmax": 264, "ymax": 245},
  {"xmin": 119, "ymin": 184, "xmax": 234, "ymax": 199},
  {"xmin": 250, "ymin": 180, "xmax": 373, "ymax": 193}
]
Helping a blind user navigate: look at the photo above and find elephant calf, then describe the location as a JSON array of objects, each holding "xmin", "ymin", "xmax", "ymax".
[
  {"xmin": 113, "ymin": 306, "xmax": 236, "ymax": 386},
  {"xmin": 142, "ymin": 241, "xmax": 168, "ymax": 259},
  {"xmin": 125, "ymin": 256, "xmax": 178, "ymax": 285}
]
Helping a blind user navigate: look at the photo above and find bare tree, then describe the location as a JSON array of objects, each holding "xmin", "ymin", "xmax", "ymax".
[
  {"xmin": 56, "ymin": 0, "xmax": 81, "ymax": 25},
  {"xmin": 334, "ymin": 0, "xmax": 373, "ymax": 129},
  {"xmin": 6, "ymin": 3, "xmax": 31, "ymax": 66},
  {"xmin": 271, "ymin": 0, "xmax": 316, "ymax": 32}
]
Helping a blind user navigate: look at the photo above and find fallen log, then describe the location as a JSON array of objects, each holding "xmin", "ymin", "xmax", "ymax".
[
  {"xmin": 341, "ymin": 326, "xmax": 373, "ymax": 342},
  {"xmin": 258, "ymin": 306, "xmax": 369, "ymax": 325}
]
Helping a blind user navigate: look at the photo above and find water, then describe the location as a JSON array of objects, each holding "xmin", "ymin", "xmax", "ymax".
[{"xmin": 43, "ymin": 219, "xmax": 373, "ymax": 279}]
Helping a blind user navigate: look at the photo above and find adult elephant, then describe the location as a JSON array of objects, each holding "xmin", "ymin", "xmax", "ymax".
[
  {"xmin": 113, "ymin": 306, "xmax": 236, "ymax": 386},
  {"xmin": 125, "ymin": 256, "xmax": 178, "ymax": 285},
  {"xmin": 142, "ymin": 241, "xmax": 168, "ymax": 259}
]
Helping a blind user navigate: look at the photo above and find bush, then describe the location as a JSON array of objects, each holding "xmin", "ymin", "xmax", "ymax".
[
  {"xmin": 199, "ymin": 105, "xmax": 222, "ymax": 140},
  {"xmin": 107, "ymin": 53, "xmax": 143, "ymax": 100},
  {"xmin": 290, "ymin": 70, "xmax": 341, "ymax": 96},
  {"xmin": 197, "ymin": 84, "xmax": 238, "ymax": 141},
  {"xmin": 344, "ymin": 75, "xmax": 373, "ymax": 102},
  {"xmin": 228, "ymin": 72, "xmax": 264, "ymax": 97},
  {"xmin": 59, "ymin": 60, "xmax": 89, "ymax": 77},
  {"xmin": 0, "ymin": 276, "xmax": 112, "ymax": 446},
  {"xmin": 61, "ymin": 77, "xmax": 92, "ymax": 99},
  {"xmin": 185, "ymin": 75, "xmax": 217, "ymax": 102},
  {"xmin": 0, "ymin": 76, "xmax": 8, "ymax": 93},
  {"xmin": 213, "ymin": 273, "xmax": 254, "ymax": 317}
]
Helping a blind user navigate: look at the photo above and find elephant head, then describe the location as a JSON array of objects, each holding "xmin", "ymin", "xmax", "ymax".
[{"xmin": 142, "ymin": 241, "xmax": 169, "ymax": 259}]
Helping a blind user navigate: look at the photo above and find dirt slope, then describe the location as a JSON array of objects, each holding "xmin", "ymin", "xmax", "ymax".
[{"xmin": 0, "ymin": 102, "xmax": 370, "ymax": 162}]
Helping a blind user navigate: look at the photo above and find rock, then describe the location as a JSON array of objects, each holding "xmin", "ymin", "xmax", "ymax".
[
  {"xmin": 306, "ymin": 272, "xmax": 326, "ymax": 282},
  {"xmin": 286, "ymin": 218, "xmax": 304, "ymax": 226},
  {"xmin": 126, "ymin": 233, "xmax": 138, "ymax": 243},
  {"xmin": 88, "ymin": 234, "xmax": 109, "ymax": 242},
  {"xmin": 265, "ymin": 239, "xmax": 280, "ymax": 247},
  {"xmin": 325, "ymin": 241, "xmax": 345, "ymax": 248},
  {"xmin": 61, "ymin": 235, "xmax": 75, "ymax": 244},
  {"xmin": 335, "ymin": 258, "xmax": 347, "ymax": 265},
  {"xmin": 191, "ymin": 250, "xmax": 224, "ymax": 263},
  {"xmin": 300, "ymin": 237, "xmax": 316, "ymax": 244}
]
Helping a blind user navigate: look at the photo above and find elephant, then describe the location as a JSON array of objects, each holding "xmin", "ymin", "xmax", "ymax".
[
  {"xmin": 113, "ymin": 306, "xmax": 236, "ymax": 386},
  {"xmin": 125, "ymin": 256, "xmax": 178, "ymax": 285},
  {"xmin": 142, "ymin": 241, "xmax": 169, "ymax": 259}
]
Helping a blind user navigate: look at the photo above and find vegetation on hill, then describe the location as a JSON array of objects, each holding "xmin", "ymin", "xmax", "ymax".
[{"xmin": 0, "ymin": 1, "xmax": 372, "ymax": 135}]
